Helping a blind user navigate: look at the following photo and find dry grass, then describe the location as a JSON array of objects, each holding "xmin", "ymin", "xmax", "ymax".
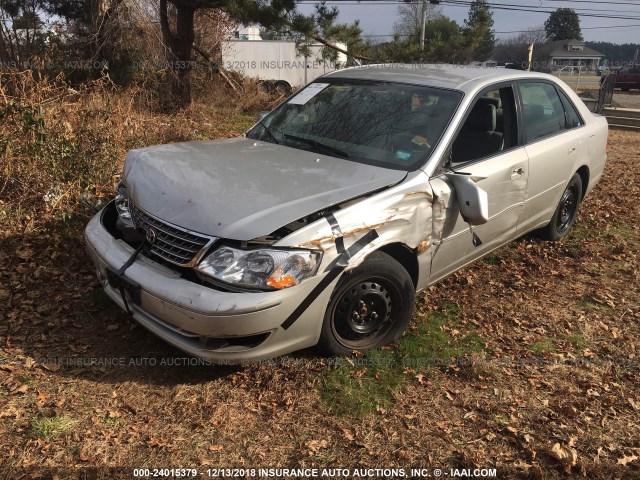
[
  {"xmin": 0, "ymin": 70, "xmax": 276, "ymax": 221},
  {"xmin": 0, "ymin": 73, "xmax": 639, "ymax": 479}
]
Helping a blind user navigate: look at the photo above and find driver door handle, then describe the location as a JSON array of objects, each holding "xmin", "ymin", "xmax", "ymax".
[{"xmin": 511, "ymin": 167, "xmax": 525, "ymax": 179}]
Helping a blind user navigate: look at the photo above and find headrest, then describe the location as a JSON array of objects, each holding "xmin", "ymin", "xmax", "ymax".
[
  {"xmin": 478, "ymin": 96, "xmax": 502, "ymax": 110},
  {"xmin": 466, "ymin": 103, "xmax": 496, "ymax": 132}
]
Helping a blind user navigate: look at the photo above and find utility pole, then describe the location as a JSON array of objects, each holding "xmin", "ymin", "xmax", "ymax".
[{"xmin": 420, "ymin": 0, "xmax": 429, "ymax": 51}]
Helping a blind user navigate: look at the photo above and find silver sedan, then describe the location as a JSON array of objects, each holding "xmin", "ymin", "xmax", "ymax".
[{"xmin": 85, "ymin": 65, "xmax": 608, "ymax": 362}]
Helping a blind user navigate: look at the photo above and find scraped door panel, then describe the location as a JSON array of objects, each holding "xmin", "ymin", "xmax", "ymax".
[{"xmin": 429, "ymin": 147, "xmax": 529, "ymax": 283}]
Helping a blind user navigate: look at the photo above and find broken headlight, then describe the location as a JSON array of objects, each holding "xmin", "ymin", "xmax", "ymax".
[
  {"xmin": 196, "ymin": 246, "xmax": 321, "ymax": 290},
  {"xmin": 114, "ymin": 182, "xmax": 134, "ymax": 228}
]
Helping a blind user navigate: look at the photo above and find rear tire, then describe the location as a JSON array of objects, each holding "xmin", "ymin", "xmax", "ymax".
[
  {"xmin": 274, "ymin": 81, "xmax": 291, "ymax": 95},
  {"xmin": 258, "ymin": 81, "xmax": 273, "ymax": 93},
  {"xmin": 539, "ymin": 173, "xmax": 583, "ymax": 241},
  {"xmin": 317, "ymin": 251, "xmax": 415, "ymax": 356}
]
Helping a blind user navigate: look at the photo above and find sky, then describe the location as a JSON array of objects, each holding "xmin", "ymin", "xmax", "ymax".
[{"xmin": 297, "ymin": 0, "xmax": 640, "ymax": 44}]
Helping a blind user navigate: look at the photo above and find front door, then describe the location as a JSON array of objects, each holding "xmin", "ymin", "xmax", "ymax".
[{"xmin": 429, "ymin": 83, "xmax": 529, "ymax": 283}]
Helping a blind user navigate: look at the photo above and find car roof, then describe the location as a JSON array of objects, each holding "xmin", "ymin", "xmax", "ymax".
[{"xmin": 323, "ymin": 64, "xmax": 555, "ymax": 93}]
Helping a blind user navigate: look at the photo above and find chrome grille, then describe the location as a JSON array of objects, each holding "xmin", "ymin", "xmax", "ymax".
[{"xmin": 129, "ymin": 202, "xmax": 216, "ymax": 267}]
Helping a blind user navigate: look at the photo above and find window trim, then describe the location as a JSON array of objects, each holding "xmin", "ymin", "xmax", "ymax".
[
  {"xmin": 434, "ymin": 80, "xmax": 522, "ymax": 173},
  {"xmin": 514, "ymin": 79, "xmax": 584, "ymax": 146},
  {"xmin": 557, "ymin": 88, "xmax": 585, "ymax": 130}
]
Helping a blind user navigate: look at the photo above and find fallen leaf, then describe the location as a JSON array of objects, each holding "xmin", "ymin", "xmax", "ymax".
[
  {"xmin": 306, "ymin": 439, "xmax": 328, "ymax": 454},
  {"xmin": 17, "ymin": 248, "xmax": 34, "ymax": 260},
  {"xmin": 12, "ymin": 384, "xmax": 28, "ymax": 395},
  {"xmin": 550, "ymin": 442, "xmax": 578, "ymax": 472},
  {"xmin": 42, "ymin": 363, "xmax": 61, "ymax": 373},
  {"xmin": 561, "ymin": 405, "xmax": 578, "ymax": 418},
  {"xmin": 353, "ymin": 368, "xmax": 367, "ymax": 378},
  {"xmin": 342, "ymin": 429, "xmax": 355, "ymax": 441},
  {"xmin": 617, "ymin": 454, "xmax": 638, "ymax": 466},
  {"xmin": 208, "ymin": 444, "xmax": 224, "ymax": 452}
]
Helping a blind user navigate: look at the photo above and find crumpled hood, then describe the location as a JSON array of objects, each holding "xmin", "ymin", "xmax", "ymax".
[{"xmin": 122, "ymin": 137, "xmax": 407, "ymax": 240}]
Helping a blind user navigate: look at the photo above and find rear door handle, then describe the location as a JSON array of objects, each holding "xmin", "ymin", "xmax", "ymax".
[
  {"xmin": 569, "ymin": 146, "xmax": 576, "ymax": 154},
  {"xmin": 511, "ymin": 167, "xmax": 525, "ymax": 179}
]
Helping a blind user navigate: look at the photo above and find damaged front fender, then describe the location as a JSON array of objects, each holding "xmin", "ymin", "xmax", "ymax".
[{"xmin": 275, "ymin": 170, "xmax": 452, "ymax": 292}]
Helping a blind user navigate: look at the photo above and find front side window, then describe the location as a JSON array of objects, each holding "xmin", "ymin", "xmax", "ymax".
[
  {"xmin": 519, "ymin": 82, "xmax": 567, "ymax": 141},
  {"xmin": 451, "ymin": 85, "xmax": 517, "ymax": 165},
  {"xmin": 246, "ymin": 80, "xmax": 462, "ymax": 170}
]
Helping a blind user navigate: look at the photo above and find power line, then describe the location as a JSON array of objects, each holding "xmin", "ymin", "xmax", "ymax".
[
  {"xmin": 299, "ymin": 0, "xmax": 640, "ymax": 19},
  {"xmin": 295, "ymin": 0, "xmax": 640, "ymax": 22},
  {"xmin": 298, "ymin": 0, "xmax": 640, "ymax": 3},
  {"xmin": 435, "ymin": 0, "xmax": 640, "ymax": 20},
  {"xmin": 497, "ymin": 23, "xmax": 640, "ymax": 31},
  {"xmin": 546, "ymin": 0, "xmax": 640, "ymax": 5},
  {"xmin": 360, "ymin": 22, "xmax": 640, "ymax": 35}
]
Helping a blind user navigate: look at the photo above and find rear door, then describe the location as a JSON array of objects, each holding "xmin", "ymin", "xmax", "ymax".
[{"xmin": 516, "ymin": 81, "xmax": 587, "ymax": 234}]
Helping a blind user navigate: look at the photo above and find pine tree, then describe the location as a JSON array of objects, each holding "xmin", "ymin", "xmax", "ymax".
[
  {"xmin": 463, "ymin": 0, "xmax": 495, "ymax": 61},
  {"xmin": 544, "ymin": 8, "xmax": 582, "ymax": 41}
]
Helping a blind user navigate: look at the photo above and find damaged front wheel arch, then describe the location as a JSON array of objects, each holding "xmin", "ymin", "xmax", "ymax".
[
  {"xmin": 377, "ymin": 243, "xmax": 419, "ymax": 290},
  {"xmin": 317, "ymin": 251, "xmax": 415, "ymax": 356}
]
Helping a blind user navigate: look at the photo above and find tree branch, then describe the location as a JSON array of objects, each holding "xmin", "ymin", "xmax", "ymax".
[
  {"xmin": 309, "ymin": 34, "xmax": 371, "ymax": 61},
  {"xmin": 192, "ymin": 43, "xmax": 239, "ymax": 92}
]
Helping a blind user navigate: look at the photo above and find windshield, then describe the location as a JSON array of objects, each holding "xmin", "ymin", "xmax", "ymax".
[{"xmin": 246, "ymin": 79, "xmax": 462, "ymax": 170}]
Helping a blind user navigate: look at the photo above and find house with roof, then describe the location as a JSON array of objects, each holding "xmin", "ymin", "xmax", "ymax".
[{"xmin": 534, "ymin": 39, "xmax": 604, "ymax": 72}]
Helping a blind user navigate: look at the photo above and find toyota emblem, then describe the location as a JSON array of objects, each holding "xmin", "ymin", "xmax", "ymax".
[{"xmin": 146, "ymin": 228, "xmax": 157, "ymax": 244}]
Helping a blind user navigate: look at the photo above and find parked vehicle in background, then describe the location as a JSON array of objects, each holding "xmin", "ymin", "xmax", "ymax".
[
  {"xmin": 614, "ymin": 66, "xmax": 640, "ymax": 91},
  {"xmin": 85, "ymin": 65, "xmax": 608, "ymax": 363},
  {"xmin": 222, "ymin": 40, "xmax": 347, "ymax": 94}
]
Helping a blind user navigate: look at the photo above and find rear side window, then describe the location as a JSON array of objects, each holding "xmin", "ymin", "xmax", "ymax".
[
  {"xmin": 518, "ymin": 82, "xmax": 566, "ymax": 141},
  {"xmin": 558, "ymin": 90, "xmax": 583, "ymax": 128}
]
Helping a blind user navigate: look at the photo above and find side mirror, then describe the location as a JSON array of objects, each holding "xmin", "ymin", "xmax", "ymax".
[
  {"xmin": 256, "ymin": 111, "xmax": 270, "ymax": 123},
  {"xmin": 444, "ymin": 173, "xmax": 489, "ymax": 225}
]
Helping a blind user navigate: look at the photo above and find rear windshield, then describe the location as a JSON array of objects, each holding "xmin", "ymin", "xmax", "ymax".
[{"xmin": 246, "ymin": 79, "xmax": 462, "ymax": 170}]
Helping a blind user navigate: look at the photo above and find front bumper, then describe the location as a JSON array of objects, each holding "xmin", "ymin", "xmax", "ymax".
[{"xmin": 84, "ymin": 207, "xmax": 337, "ymax": 363}]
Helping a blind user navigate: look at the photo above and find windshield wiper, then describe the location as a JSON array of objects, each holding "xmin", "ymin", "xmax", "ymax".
[
  {"xmin": 257, "ymin": 120, "xmax": 280, "ymax": 144},
  {"xmin": 283, "ymin": 133, "xmax": 351, "ymax": 159}
]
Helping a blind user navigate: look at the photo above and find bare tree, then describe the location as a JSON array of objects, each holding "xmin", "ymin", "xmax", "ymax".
[
  {"xmin": 493, "ymin": 26, "xmax": 547, "ymax": 65},
  {"xmin": 393, "ymin": 2, "xmax": 443, "ymax": 39},
  {"xmin": 192, "ymin": 8, "xmax": 236, "ymax": 61}
]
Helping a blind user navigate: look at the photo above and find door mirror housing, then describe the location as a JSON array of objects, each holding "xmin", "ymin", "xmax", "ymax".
[{"xmin": 444, "ymin": 173, "xmax": 489, "ymax": 225}]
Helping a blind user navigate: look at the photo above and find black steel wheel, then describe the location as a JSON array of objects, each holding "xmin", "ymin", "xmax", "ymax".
[
  {"xmin": 539, "ymin": 173, "xmax": 583, "ymax": 241},
  {"xmin": 317, "ymin": 251, "xmax": 415, "ymax": 356}
]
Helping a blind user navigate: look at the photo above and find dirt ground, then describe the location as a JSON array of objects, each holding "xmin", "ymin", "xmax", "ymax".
[{"xmin": 0, "ymin": 130, "xmax": 639, "ymax": 480}]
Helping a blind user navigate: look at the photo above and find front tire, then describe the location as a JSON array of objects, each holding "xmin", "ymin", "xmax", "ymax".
[
  {"xmin": 539, "ymin": 173, "xmax": 583, "ymax": 241},
  {"xmin": 317, "ymin": 251, "xmax": 415, "ymax": 356}
]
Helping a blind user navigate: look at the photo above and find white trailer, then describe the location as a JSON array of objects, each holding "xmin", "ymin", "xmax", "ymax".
[{"xmin": 221, "ymin": 40, "xmax": 347, "ymax": 94}]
